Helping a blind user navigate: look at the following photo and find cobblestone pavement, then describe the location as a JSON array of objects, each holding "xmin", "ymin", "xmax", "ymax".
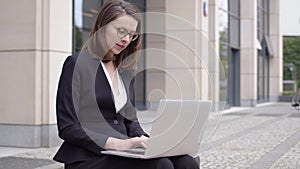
[
  {"xmin": 199, "ymin": 103, "xmax": 300, "ymax": 169},
  {"xmin": 0, "ymin": 102, "xmax": 299, "ymax": 169}
]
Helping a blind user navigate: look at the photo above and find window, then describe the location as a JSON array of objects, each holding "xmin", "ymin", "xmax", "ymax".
[
  {"xmin": 218, "ymin": 0, "xmax": 241, "ymax": 106},
  {"xmin": 73, "ymin": 0, "xmax": 147, "ymax": 109},
  {"xmin": 257, "ymin": 0, "xmax": 270, "ymax": 102}
]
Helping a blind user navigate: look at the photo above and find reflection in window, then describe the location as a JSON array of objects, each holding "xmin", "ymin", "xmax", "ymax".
[
  {"xmin": 218, "ymin": 0, "xmax": 240, "ymax": 106},
  {"xmin": 73, "ymin": 0, "xmax": 103, "ymax": 52},
  {"xmin": 218, "ymin": 0, "xmax": 229, "ymax": 104},
  {"xmin": 219, "ymin": 43, "xmax": 228, "ymax": 103},
  {"xmin": 217, "ymin": 0, "xmax": 228, "ymax": 11},
  {"xmin": 219, "ymin": 10, "xmax": 228, "ymax": 43},
  {"xmin": 257, "ymin": 0, "xmax": 270, "ymax": 102}
]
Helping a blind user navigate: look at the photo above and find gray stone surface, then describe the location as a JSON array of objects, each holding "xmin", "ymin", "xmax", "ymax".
[
  {"xmin": 270, "ymin": 136, "xmax": 300, "ymax": 169},
  {"xmin": 0, "ymin": 124, "xmax": 61, "ymax": 148},
  {"xmin": 0, "ymin": 157, "xmax": 55, "ymax": 169}
]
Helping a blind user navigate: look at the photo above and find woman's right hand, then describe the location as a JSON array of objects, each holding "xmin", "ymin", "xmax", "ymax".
[{"xmin": 104, "ymin": 136, "xmax": 148, "ymax": 151}]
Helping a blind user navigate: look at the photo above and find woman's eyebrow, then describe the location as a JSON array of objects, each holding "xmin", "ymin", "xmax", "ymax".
[{"xmin": 115, "ymin": 25, "xmax": 136, "ymax": 33}]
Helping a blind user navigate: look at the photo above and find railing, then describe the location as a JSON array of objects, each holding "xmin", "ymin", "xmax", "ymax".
[
  {"xmin": 282, "ymin": 63, "xmax": 299, "ymax": 110},
  {"xmin": 283, "ymin": 80, "xmax": 297, "ymax": 93},
  {"xmin": 291, "ymin": 91, "xmax": 300, "ymax": 110}
]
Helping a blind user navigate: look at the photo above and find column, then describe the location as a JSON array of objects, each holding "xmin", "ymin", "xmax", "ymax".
[
  {"xmin": 208, "ymin": 0, "xmax": 220, "ymax": 111},
  {"xmin": 145, "ymin": 0, "xmax": 166, "ymax": 109},
  {"xmin": 269, "ymin": 0, "xmax": 282, "ymax": 101},
  {"xmin": 165, "ymin": 0, "xmax": 209, "ymax": 100},
  {"xmin": 240, "ymin": 0, "xmax": 258, "ymax": 106},
  {"xmin": 0, "ymin": 0, "xmax": 72, "ymax": 147}
]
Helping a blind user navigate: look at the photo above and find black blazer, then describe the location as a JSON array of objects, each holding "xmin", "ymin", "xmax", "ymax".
[{"xmin": 53, "ymin": 51, "xmax": 148, "ymax": 164}]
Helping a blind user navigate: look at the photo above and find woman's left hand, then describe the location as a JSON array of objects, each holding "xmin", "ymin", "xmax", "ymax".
[
  {"xmin": 138, "ymin": 135, "xmax": 148, "ymax": 148},
  {"xmin": 104, "ymin": 136, "xmax": 148, "ymax": 151}
]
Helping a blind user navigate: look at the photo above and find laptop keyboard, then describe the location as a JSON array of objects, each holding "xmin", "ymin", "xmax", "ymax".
[{"xmin": 124, "ymin": 148, "xmax": 146, "ymax": 155}]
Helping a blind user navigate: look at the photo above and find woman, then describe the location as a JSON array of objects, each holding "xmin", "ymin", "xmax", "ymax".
[{"xmin": 53, "ymin": 0, "xmax": 199, "ymax": 168}]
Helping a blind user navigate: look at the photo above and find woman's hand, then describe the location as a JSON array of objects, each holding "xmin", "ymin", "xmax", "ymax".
[{"xmin": 104, "ymin": 136, "xmax": 148, "ymax": 151}]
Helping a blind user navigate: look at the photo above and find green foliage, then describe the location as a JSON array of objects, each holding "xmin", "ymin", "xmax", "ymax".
[
  {"xmin": 283, "ymin": 36, "xmax": 300, "ymax": 90},
  {"xmin": 282, "ymin": 90, "xmax": 294, "ymax": 96},
  {"xmin": 75, "ymin": 27, "xmax": 83, "ymax": 52}
]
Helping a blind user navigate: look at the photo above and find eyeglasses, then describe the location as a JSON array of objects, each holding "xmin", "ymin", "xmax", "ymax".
[{"xmin": 116, "ymin": 27, "xmax": 139, "ymax": 41}]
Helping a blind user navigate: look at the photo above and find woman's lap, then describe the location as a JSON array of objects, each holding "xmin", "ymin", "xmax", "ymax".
[
  {"xmin": 65, "ymin": 155, "xmax": 199, "ymax": 169},
  {"xmin": 168, "ymin": 155, "xmax": 199, "ymax": 169}
]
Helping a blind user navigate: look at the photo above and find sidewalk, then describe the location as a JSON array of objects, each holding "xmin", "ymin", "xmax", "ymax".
[{"xmin": 0, "ymin": 102, "xmax": 300, "ymax": 169}]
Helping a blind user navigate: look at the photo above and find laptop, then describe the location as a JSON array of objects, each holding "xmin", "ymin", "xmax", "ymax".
[{"xmin": 101, "ymin": 99, "xmax": 212, "ymax": 159}]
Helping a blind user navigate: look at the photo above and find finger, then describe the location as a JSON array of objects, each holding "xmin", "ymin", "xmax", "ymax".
[
  {"xmin": 131, "ymin": 137, "xmax": 148, "ymax": 148},
  {"xmin": 139, "ymin": 141, "xmax": 147, "ymax": 149},
  {"xmin": 140, "ymin": 136, "xmax": 149, "ymax": 142},
  {"xmin": 128, "ymin": 138, "xmax": 140, "ymax": 149},
  {"xmin": 132, "ymin": 137, "xmax": 146, "ymax": 143},
  {"xmin": 130, "ymin": 138, "xmax": 142, "ymax": 148},
  {"xmin": 141, "ymin": 139, "xmax": 147, "ymax": 145}
]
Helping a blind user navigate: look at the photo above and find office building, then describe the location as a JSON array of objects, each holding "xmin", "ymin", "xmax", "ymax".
[{"xmin": 0, "ymin": 0, "xmax": 281, "ymax": 147}]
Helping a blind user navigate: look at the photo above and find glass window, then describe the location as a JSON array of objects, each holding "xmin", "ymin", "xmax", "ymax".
[
  {"xmin": 217, "ymin": 0, "xmax": 228, "ymax": 11},
  {"xmin": 264, "ymin": 12, "xmax": 269, "ymax": 34},
  {"xmin": 73, "ymin": 0, "xmax": 103, "ymax": 52},
  {"xmin": 257, "ymin": 0, "xmax": 270, "ymax": 102},
  {"xmin": 229, "ymin": 16, "xmax": 239, "ymax": 48},
  {"xmin": 219, "ymin": 43, "xmax": 228, "ymax": 101},
  {"xmin": 218, "ymin": 0, "xmax": 240, "ymax": 106},
  {"xmin": 219, "ymin": 10, "xmax": 228, "ymax": 43},
  {"xmin": 229, "ymin": 0, "xmax": 239, "ymax": 16}
]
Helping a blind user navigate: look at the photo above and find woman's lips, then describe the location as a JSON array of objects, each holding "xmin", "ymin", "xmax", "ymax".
[{"xmin": 115, "ymin": 43, "xmax": 125, "ymax": 50}]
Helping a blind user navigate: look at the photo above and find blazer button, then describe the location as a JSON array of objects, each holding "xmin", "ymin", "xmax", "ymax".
[{"xmin": 113, "ymin": 120, "xmax": 118, "ymax": 125}]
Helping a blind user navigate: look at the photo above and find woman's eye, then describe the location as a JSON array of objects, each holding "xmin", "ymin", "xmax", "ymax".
[{"xmin": 118, "ymin": 28, "xmax": 127, "ymax": 34}]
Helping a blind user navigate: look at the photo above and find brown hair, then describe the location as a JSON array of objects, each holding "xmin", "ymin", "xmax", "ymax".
[{"xmin": 84, "ymin": 0, "xmax": 142, "ymax": 70}]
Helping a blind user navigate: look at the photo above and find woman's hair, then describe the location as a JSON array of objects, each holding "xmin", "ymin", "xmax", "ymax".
[{"xmin": 84, "ymin": 0, "xmax": 142, "ymax": 70}]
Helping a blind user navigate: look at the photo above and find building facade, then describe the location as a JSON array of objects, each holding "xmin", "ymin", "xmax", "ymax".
[{"xmin": 0, "ymin": 0, "xmax": 282, "ymax": 147}]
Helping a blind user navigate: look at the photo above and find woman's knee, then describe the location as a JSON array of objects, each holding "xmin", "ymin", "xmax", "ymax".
[
  {"xmin": 169, "ymin": 155, "xmax": 199, "ymax": 169},
  {"xmin": 154, "ymin": 158, "xmax": 174, "ymax": 169}
]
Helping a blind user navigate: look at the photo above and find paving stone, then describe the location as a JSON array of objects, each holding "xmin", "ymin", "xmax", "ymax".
[
  {"xmin": 201, "ymin": 116, "xmax": 275, "ymax": 144},
  {"xmin": 199, "ymin": 118, "xmax": 300, "ymax": 168},
  {"xmin": 0, "ymin": 157, "xmax": 55, "ymax": 169},
  {"xmin": 270, "ymin": 138, "xmax": 300, "ymax": 169}
]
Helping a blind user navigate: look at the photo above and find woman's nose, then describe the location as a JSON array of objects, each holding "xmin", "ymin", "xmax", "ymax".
[{"xmin": 121, "ymin": 34, "xmax": 131, "ymax": 42}]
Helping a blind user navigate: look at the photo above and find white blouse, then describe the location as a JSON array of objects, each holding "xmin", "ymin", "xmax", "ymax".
[{"xmin": 100, "ymin": 61, "xmax": 127, "ymax": 113}]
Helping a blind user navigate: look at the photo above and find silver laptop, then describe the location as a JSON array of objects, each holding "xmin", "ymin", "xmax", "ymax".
[{"xmin": 101, "ymin": 99, "xmax": 212, "ymax": 159}]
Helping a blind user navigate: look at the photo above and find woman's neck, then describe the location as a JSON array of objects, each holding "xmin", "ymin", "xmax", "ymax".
[{"xmin": 103, "ymin": 60, "xmax": 116, "ymax": 70}]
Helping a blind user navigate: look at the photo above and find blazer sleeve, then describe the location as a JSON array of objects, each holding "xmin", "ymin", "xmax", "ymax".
[
  {"xmin": 123, "ymin": 72, "xmax": 149, "ymax": 137},
  {"xmin": 124, "ymin": 111, "xmax": 149, "ymax": 137},
  {"xmin": 56, "ymin": 55, "xmax": 108, "ymax": 155}
]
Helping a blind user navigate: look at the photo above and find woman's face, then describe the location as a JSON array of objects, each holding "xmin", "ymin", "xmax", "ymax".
[{"xmin": 105, "ymin": 15, "xmax": 138, "ymax": 55}]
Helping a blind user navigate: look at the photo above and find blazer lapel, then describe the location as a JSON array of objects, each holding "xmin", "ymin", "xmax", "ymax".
[{"xmin": 95, "ymin": 63, "xmax": 116, "ymax": 113}]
